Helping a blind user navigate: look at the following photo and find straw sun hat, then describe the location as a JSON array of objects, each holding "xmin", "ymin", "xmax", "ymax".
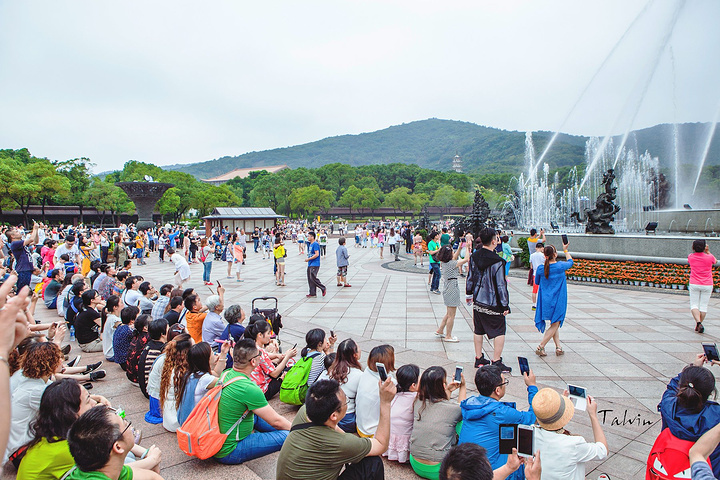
[{"xmin": 532, "ymin": 388, "xmax": 575, "ymax": 431}]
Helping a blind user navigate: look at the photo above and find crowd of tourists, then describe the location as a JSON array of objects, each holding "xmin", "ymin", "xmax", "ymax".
[{"xmin": 0, "ymin": 219, "xmax": 719, "ymax": 480}]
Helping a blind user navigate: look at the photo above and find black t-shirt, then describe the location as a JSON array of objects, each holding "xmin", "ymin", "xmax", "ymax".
[
  {"xmin": 163, "ymin": 310, "xmax": 180, "ymax": 326},
  {"xmin": 65, "ymin": 296, "xmax": 83, "ymax": 326},
  {"xmin": 75, "ymin": 309, "xmax": 101, "ymax": 344}
]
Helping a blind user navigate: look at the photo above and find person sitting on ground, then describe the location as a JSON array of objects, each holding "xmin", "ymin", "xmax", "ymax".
[
  {"xmin": 325, "ymin": 339, "xmax": 364, "ymax": 433},
  {"xmin": 65, "ymin": 405, "xmax": 164, "ymax": 479},
  {"xmin": 151, "ymin": 284, "xmax": 174, "ymax": 320},
  {"xmin": 56, "ymin": 273, "xmax": 78, "ymax": 318},
  {"xmin": 125, "ymin": 314, "xmax": 150, "ymax": 383},
  {"xmin": 532, "ymin": 387, "xmax": 607, "ymax": 479},
  {"xmin": 137, "ymin": 281, "xmax": 157, "ymax": 315},
  {"xmin": 245, "ymin": 320, "xmax": 297, "ymax": 400},
  {"xmin": 74, "ymin": 290, "xmax": 106, "ymax": 353},
  {"xmin": 64, "ymin": 280, "xmax": 86, "ymax": 326},
  {"xmin": 459, "ymin": 365, "xmax": 537, "ymax": 479},
  {"xmin": 184, "ymin": 294, "xmax": 208, "ymax": 343},
  {"xmin": 302, "ymin": 328, "xmax": 336, "ymax": 389},
  {"xmin": 101, "ymin": 295, "xmax": 122, "ymax": 362},
  {"xmin": 218, "ymin": 304, "xmax": 245, "ymax": 368},
  {"xmin": 4, "ymin": 342, "xmax": 64, "ymax": 465},
  {"xmin": 162, "ymin": 296, "xmax": 183, "ymax": 326},
  {"xmin": 201, "ymin": 287, "xmax": 227, "ymax": 344},
  {"xmin": 439, "ymin": 443, "xmax": 541, "ymax": 480},
  {"xmin": 138, "ymin": 319, "xmax": 169, "ymax": 398},
  {"xmin": 175, "ymin": 340, "xmax": 231, "ymax": 425},
  {"xmin": 385, "ymin": 364, "xmax": 420, "ymax": 464},
  {"xmin": 145, "ymin": 325, "xmax": 186, "ymax": 424},
  {"xmin": 43, "ymin": 268, "xmax": 65, "ymax": 310},
  {"xmin": 276, "ymin": 378, "xmax": 397, "ymax": 480},
  {"xmin": 113, "ymin": 306, "xmax": 139, "ymax": 370},
  {"xmin": 409, "ymin": 366, "xmax": 467, "ymax": 480},
  {"xmin": 658, "ymin": 354, "xmax": 720, "ymax": 477},
  {"xmin": 214, "ymin": 339, "xmax": 291, "ymax": 465},
  {"xmin": 17, "ymin": 378, "xmax": 162, "ymax": 480},
  {"xmin": 159, "ymin": 333, "xmax": 194, "ymax": 432},
  {"xmin": 356, "ymin": 344, "xmax": 397, "ymax": 438},
  {"xmin": 121, "ymin": 275, "xmax": 142, "ymax": 308}
]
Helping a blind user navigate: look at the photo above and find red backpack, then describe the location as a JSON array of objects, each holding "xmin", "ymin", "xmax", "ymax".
[
  {"xmin": 646, "ymin": 428, "xmax": 712, "ymax": 480},
  {"xmin": 176, "ymin": 372, "xmax": 250, "ymax": 460}
]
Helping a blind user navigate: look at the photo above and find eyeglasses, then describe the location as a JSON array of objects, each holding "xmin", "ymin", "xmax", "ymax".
[{"xmin": 497, "ymin": 380, "xmax": 509, "ymax": 388}]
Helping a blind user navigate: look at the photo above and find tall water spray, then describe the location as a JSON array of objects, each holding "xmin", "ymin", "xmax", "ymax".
[{"xmin": 692, "ymin": 100, "xmax": 720, "ymax": 195}]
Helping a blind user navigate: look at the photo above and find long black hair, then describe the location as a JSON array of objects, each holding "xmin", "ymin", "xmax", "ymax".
[
  {"xmin": 101, "ymin": 295, "xmax": 121, "ymax": 332},
  {"xmin": 26, "ymin": 378, "xmax": 83, "ymax": 447},
  {"xmin": 328, "ymin": 338, "xmax": 362, "ymax": 384},
  {"xmin": 302, "ymin": 328, "xmax": 326, "ymax": 358},
  {"xmin": 416, "ymin": 366, "xmax": 449, "ymax": 420},
  {"xmin": 243, "ymin": 319, "xmax": 272, "ymax": 342}
]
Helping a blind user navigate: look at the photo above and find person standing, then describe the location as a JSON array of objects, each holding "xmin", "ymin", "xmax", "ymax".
[
  {"xmin": 252, "ymin": 227, "xmax": 260, "ymax": 253},
  {"xmin": 168, "ymin": 247, "xmax": 191, "ymax": 287},
  {"xmin": 336, "ymin": 237, "xmax": 351, "ymax": 288},
  {"xmin": 157, "ymin": 231, "xmax": 167, "ymax": 263},
  {"xmin": 529, "ymin": 242, "xmax": 545, "ymax": 311},
  {"xmin": 427, "ymin": 232, "xmax": 441, "ymax": 294},
  {"xmin": 534, "ymin": 243, "xmax": 573, "ymax": 357},
  {"xmin": 305, "ymin": 231, "xmax": 326, "ymax": 298},
  {"xmin": 466, "ymin": 227, "xmax": 511, "ymax": 372},
  {"xmin": 435, "ymin": 245, "xmax": 469, "ymax": 343},
  {"xmin": 5, "ymin": 222, "xmax": 39, "ymax": 292},
  {"xmin": 274, "ymin": 233, "xmax": 287, "ymax": 286},
  {"xmin": 688, "ymin": 239, "xmax": 717, "ymax": 333},
  {"xmin": 200, "ymin": 238, "xmax": 215, "ymax": 286}
]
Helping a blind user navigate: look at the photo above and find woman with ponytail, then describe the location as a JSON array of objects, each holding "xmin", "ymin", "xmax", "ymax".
[
  {"xmin": 533, "ymin": 241, "xmax": 573, "ymax": 357},
  {"xmin": 301, "ymin": 328, "xmax": 336, "ymax": 388},
  {"xmin": 159, "ymin": 333, "xmax": 194, "ymax": 432},
  {"xmin": 327, "ymin": 339, "xmax": 363, "ymax": 432},
  {"xmin": 101, "ymin": 295, "xmax": 122, "ymax": 362},
  {"xmin": 659, "ymin": 354, "xmax": 720, "ymax": 477}
]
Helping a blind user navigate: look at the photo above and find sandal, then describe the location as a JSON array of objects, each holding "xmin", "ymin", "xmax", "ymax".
[
  {"xmin": 697, "ymin": 322, "xmax": 705, "ymax": 334},
  {"xmin": 535, "ymin": 345, "xmax": 547, "ymax": 357},
  {"xmin": 555, "ymin": 347, "xmax": 565, "ymax": 356}
]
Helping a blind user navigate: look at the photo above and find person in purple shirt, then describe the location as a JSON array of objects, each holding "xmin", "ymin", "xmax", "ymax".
[{"xmin": 5, "ymin": 222, "xmax": 39, "ymax": 292}]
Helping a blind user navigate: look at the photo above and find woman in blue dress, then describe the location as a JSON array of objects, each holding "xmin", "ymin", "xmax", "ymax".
[{"xmin": 534, "ymin": 243, "xmax": 573, "ymax": 357}]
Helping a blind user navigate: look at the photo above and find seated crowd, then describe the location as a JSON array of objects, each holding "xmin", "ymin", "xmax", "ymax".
[{"xmin": 2, "ymin": 229, "xmax": 720, "ymax": 480}]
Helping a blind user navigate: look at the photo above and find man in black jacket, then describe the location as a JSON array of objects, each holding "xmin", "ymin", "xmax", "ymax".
[{"xmin": 466, "ymin": 227, "xmax": 511, "ymax": 372}]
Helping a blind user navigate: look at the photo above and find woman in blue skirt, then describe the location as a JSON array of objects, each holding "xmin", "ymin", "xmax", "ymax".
[{"xmin": 534, "ymin": 242, "xmax": 573, "ymax": 357}]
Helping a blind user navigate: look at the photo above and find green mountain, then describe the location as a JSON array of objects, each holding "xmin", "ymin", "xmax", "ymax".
[{"xmin": 164, "ymin": 118, "xmax": 719, "ymax": 179}]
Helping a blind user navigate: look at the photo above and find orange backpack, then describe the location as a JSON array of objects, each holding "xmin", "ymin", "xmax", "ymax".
[{"xmin": 176, "ymin": 372, "xmax": 250, "ymax": 459}]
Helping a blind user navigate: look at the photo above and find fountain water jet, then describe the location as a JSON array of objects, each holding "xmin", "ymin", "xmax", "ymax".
[{"xmin": 692, "ymin": 99, "xmax": 720, "ymax": 195}]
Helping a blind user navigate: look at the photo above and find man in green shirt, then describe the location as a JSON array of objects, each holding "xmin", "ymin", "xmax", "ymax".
[
  {"xmin": 215, "ymin": 339, "xmax": 291, "ymax": 464},
  {"xmin": 276, "ymin": 378, "xmax": 396, "ymax": 480},
  {"xmin": 427, "ymin": 231, "xmax": 442, "ymax": 294},
  {"xmin": 66, "ymin": 405, "xmax": 162, "ymax": 479},
  {"xmin": 440, "ymin": 227, "xmax": 451, "ymax": 247}
]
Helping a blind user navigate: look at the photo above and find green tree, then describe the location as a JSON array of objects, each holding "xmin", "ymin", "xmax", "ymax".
[
  {"xmin": 385, "ymin": 187, "xmax": 415, "ymax": 215},
  {"xmin": 192, "ymin": 185, "xmax": 240, "ymax": 217},
  {"xmin": 339, "ymin": 185, "xmax": 363, "ymax": 217},
  {"xmin": 290, "ymin": 185, "xmax": 334, "ymax": 217},
  {"xmin": 359, "ymin": 187, "xmax": 381, "ymax": 215},
  {"xmin": 431, "ymin": 185, "xmax": 456, "ymax": 215},
  {"xmin": 57, "ymin": 158, "xmax": 93, "ymax": 223}
]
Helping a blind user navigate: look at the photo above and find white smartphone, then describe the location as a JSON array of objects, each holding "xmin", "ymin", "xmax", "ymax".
[
  {"xmin": 567, "ymin": 384, "xmax": 587, "ymax": 411},
  {"xmin": 376, "ymin": 363, "xmax": 388, "ymax": 382},
  {"xmin": 517, "ymin": 424, "xmax": 534, "ymax": 458},
  {"xmin": 454, "ymin": 366, "xmax": 463, "ymax": 383}
]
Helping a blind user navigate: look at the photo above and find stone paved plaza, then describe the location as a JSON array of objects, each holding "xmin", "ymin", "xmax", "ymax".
[{"xmin": 6, "ymin": 238, "xmax": 719, "ymax": 480}]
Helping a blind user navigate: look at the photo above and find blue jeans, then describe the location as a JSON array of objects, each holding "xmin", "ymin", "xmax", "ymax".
[
  {"xmin": 430, "ymin": 263, "xmax": 441, "ymax": 291},
  {"xmin": 215, "ymin": 416, "xmax": 288, "ymax": 465},
  {"xmin": 203, "ymin": 261, "xmax": 213, "ymax": 282},
  {"xmin": 253, "ymin": 239, "xmax": 259, "ymax": 252}
]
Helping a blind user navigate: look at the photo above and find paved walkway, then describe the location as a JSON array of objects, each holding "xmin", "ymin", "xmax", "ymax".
[{"xmin": 6, "ymin": 238, "xmax": 719, "ymax": 480}]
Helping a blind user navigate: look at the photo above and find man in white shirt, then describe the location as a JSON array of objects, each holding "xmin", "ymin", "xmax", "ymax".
[
  {"xmin": 54, "ymin": 234, "xmax": 81, "ymax": 265},
  {"xmin": 529, "ymin": 242, "xmax": 545, "ymax": 311},
  {"xmin": 121, "ymin": 275, "xmax": 143, "ymax": 307},
  {"xmin": 168, "ymin": 247, "xmax": 191, "ymax": 287}
]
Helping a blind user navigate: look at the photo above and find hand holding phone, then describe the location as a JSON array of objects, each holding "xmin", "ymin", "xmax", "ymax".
[
  {"xmin": 376, "ymin": 363, "xmax": 388, "ymax": 382},
  {"xmin": 703, "ymin": 343, "xmax": 720, "ymax": 362},
  {"xmin": 518, "ymin": 356, "xmax": 530, "ymax": 375},
  {"xmin": 454, "ymin": 366, "xmax": 463, "ymax": 383},
  {"xmin": 561, "ymin": 234, "xmax": 568, "ymax": 247}
]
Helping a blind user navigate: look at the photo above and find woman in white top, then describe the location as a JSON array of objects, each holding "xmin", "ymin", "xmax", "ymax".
[
  {"xmin": 101, "ymin": 295, "xmax": 122, "ymax": 361},
  {"xmin": 531, "ymin": 387, "xmax": 608, "ymax": 480},
  {"xmin": 355, "ymin": 344, "xmax": 396, "ymax": 437},
  {"xmin": 159, "ymin": 333, "xmax": 194, "ymax": 432},
  {"xmin": 326, "ymin": 339, "xmax": 364, "ymax": 433}
]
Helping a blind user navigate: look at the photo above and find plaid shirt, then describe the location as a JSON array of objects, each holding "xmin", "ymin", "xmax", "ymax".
[{"xmin": 151, "ymin": 296, "xmax": 170, "ymax": 320}]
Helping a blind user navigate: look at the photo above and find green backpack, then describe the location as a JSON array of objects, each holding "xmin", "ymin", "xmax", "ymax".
[{"xmin": 279, "ymin": 352, "xmax": 321, "ymax": 405}]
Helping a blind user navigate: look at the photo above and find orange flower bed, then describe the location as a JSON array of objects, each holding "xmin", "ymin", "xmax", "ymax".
[{"xmin": 565, "ymin": 259, "xmax": 720, "ymax": 290}]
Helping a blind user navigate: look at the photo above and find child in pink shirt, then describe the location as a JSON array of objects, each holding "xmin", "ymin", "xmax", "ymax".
[{"xmin": 385, "ymin": 364, "xmax": 419, "ymax": 463}]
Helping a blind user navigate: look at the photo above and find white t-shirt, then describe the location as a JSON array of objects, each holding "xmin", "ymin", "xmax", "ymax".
[
  {"xmin": 171, "ymin": 252, "xmax": 191, "ymax": 279},
  {"xmin": 122, "ymin": 289, "xmax": 143, "ymax": 307},
  {"xmin": 4, "ymin": 376, "xmax": 51, "ymax": 462},
  {"xmin": 356, "ymin": 367, "xmax": 396, "ymax": 436},
  {"xmin": 54, "ymin": 243, "xmax": 79, "ymax": 263},
  {"xmin": 193, "ymin": 373, "xmax": 217, "ymax": 404},
  {"xmin": 530, "ymin": 251, "xmax": 546, "ymax": 276},
  {"xmin": 147, "ymin": 353, "xmax": 166, "ymax": 400},
  {"xmin": 533, "ymin": 427, "xmax": 608, "ymax": 480},
  {"xmin": 102, "ymin": 313, "xmax": 121, "ymax": 360}
]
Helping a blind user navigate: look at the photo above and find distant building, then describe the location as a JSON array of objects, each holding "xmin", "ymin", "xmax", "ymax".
[
  {"xmin": 452, "ymin": 154, "xmax": 462, "ymax": 173},
  {"xmin": 202, "ymin": 165, "xmax": 289, "ymax": 186},
  {"xmin": 202, "ymin": 207, "xmax": 285, "ymax": 239}
]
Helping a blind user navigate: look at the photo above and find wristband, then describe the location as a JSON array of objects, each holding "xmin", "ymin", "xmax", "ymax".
[
  {"xmin": 563, "ymin": 250, "xmax": 568, "ymax": 253},
  {"xmin": 0, "ymin": 356, "xmax": 9, "ymax": 369}
]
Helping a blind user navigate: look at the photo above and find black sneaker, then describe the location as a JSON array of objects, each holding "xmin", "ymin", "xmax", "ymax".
[
  {"xmin": 61, "ymin": 344, "xmax": 72, "ymax": 355},
  {"xmin": 89, "ymin": 370, "xmax": 106, "ymax": 381},
  {"xmin": 474, "ymin": 354, "xmax": 491, "ymax": 368},
  {"xmin": 84, "ymin": 361, "xmax": 103, "ymax": 374},
  {"xmin": 492, "ymin": 358, "xmax": 512, "ymax": 373},
  {"xmin": 67, "ymin": 355, "xmax": 81, "ymax": 368}
]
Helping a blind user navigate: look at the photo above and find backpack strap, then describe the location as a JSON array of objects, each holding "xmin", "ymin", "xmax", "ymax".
[
  {"xmin": 290, "ymin": 422, "xmax": 315, "ymax": 432},
  {"xmin": 218, "ymin": 371, "xmax": 252, "ymax": 440}
]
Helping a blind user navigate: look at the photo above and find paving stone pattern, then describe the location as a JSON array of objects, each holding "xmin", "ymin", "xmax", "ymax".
[{"xmin": 5, "ymin": 238, "xmax": 719, "ymax": 480}]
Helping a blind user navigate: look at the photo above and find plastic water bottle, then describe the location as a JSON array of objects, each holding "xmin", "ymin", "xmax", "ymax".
[{"xmin": 69, "ymin": 326, "xmax": 75, "ymax": 342}]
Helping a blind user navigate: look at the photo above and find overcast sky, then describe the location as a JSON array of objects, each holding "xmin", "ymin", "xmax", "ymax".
[{"xmin": 0, "ymin": 0, "xmax": 718, "ymax": 173}]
